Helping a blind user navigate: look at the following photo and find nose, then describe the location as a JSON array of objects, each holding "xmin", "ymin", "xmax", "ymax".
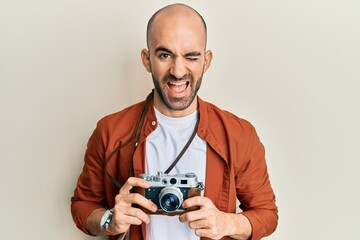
[{"xmin": 169, "ymin": 57, "xmax": 187, "ymax": 79}]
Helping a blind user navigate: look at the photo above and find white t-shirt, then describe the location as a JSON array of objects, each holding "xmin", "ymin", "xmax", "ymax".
[{"xmin": 145, "ymin": 108, "xmax": 207, "ymax": 240}]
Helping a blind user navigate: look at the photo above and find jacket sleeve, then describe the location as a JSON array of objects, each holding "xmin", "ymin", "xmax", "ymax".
[
  {"xmin": 235, "ymin": 125, "xmax": 278, "ymax": 240},
  {"xmin": 71, "ymin": 123, "xmax": 107, "ymax": 235}
]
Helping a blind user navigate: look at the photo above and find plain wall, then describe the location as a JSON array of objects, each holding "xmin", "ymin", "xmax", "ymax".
[{"xmin": 1, "ymin": 0, "xmax": 359, "ymax": 239}]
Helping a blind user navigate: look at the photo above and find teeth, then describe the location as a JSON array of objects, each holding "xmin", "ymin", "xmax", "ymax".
[{"xmin": 169, "ymin": 82, "xmax": 186, "ymax": 86}]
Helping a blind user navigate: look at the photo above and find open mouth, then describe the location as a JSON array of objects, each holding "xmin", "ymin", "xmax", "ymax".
[{"xmin": 167, "ymin": 81, "xmax": 189, "ymax": 94}]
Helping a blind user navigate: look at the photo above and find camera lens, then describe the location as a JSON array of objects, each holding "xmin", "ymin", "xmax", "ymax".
[
  {"xmin": 162, "ymin": 194, "xmax": 179, "ymax": 210},
  {"xmin": 159, "ymin": 187, "xmax": 183, "ymax": 212}
]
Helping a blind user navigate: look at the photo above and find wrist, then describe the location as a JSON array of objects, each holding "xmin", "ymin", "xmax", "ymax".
[
  {"xmin": 100, "ymin": 227, "xmax": 118, "ymax": 236},
  {"xmin": 223, "ymin": 212, "xmax": 237, "ymax": 236},
  {"xmin": 225, "ymin": 213, "xmax": 252, "ymax": 240},
  {"xmin": 100, "ymin": 208, "xmax": 117, "ymax": 235}
]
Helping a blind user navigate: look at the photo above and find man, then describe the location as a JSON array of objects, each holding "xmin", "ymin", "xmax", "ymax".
[{"xmin": 71, "ymin": 3, "xmax": 278, "ymax": 240}]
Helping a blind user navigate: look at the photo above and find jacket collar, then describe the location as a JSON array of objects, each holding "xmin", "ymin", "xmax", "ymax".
[{"xmin": 197, "ymin": 97, "xmax": 229, "ymax": 165}]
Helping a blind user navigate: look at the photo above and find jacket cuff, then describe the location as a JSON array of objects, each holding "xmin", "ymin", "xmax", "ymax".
[
  {"xmin": 71, "ymin": 200, "xmax": 104, "ymax": 235},
  {"xmin": 241, "ymin": 210, "xmax": 278, "ymax": 240}
]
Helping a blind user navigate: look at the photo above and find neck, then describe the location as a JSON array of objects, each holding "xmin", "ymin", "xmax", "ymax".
[{"xmin": 153, "ymin": 92, "xmax": 198, "ymax": 118}]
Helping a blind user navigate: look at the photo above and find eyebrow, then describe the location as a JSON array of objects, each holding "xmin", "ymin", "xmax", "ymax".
[
  {"xmin": 154, "ymin": 46, "xmax": 201, "ymax": 57},
  {"xmin": 155, "ymin": 47, "xmax": 173, "ymax": 54}
]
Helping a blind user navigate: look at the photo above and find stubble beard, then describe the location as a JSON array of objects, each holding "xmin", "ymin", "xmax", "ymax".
[{"xmin": 152, "ymin": 73, "xmax": 203, "ymax": 111}]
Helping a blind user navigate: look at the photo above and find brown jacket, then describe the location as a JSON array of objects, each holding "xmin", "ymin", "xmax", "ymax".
[{"xmin": 71, "ymin": 95, "xmax": 278, "ymax": 240}]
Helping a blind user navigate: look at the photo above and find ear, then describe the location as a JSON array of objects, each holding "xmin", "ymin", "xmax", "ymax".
[
  {"xmin": 141, "ymin": 49, "xmax": 152, "ymax": 73},
  {"xmin": 203, "ymin": 50, "xmax": 213, "ymax": 73}
]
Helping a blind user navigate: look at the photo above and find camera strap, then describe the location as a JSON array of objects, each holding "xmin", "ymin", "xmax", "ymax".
[
  {"xmin": 164, "ymin": 115, "xmax": 199, "ymax": 174},
  {"xmin": 105, "ymin": 90, "xmax": 154, "ymax": 189},
  {"xmin": 105, "ymin": 90, "xmax": 200, "ymax": 189}
]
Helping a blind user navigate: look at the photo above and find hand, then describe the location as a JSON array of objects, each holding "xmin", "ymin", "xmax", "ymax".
[
  {"xmin": 108, "ymin": 177, "xmax": 157, "ymax": 234},
  {"xmin": 179, "ymin": 196, "xmax": 230, "ymax": 239}
]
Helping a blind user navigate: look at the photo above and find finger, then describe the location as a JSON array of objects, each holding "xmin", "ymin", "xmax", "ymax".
[
  {"xmin": 129, "ymin": 193, "xmax": 157, "ymax": 212},
  {"xmin": 188, "ymin": 219, "xmax": 210, "ymax": 229},
  {"xmin": 119, "ymin": 177, "xmax": 150, "ymax": 194},
  {"xmin": 112, "ymin": 206, "xmax": 151, "ymax": 230},
  {"xmin": 195, "ymin": 228, "xmax": 222, "ymax": 240},
  {"xmin": 182, "ymin": 196, "xmax": 209, "ymax": 209},
  {"xmin": 122, "ymin": 206, "xmax": 151, "ymax": 224},
  {"xmin": 179, "ymin": 208, "xmax": 205, "ymax": 222},
  {"xmin": 109, "ymin": 214, "xmax": 141, "ymax": 234},
  {"xmin": 136, "ymin": 198, "xmax": 157, "ymax": 213},
  {"xmin": 114, "ymin": 213, "xmax": 143, "ymax": 226},
  {"xmin": 115, "ymin": 193, "xmax": 157, "ymax": 212},
  {"xmin": 180, "ymin": 197, "xmax": 216, "ymax": 223}
]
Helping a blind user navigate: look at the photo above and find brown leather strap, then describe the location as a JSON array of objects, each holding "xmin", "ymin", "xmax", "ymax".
[
  {"xmin": 128, "ymin": 91, "xmax": 154, "ymax": 177},
  {"xmin": 164, "ymin": 115, "xmax": 199, "ymax": 174},
  {"xmin": 105, "ymin": 90, "xmax": 154, "ymax": 189},
  {"xmin": 105, "ymin": 90, "xmax": 199, "ymax": 188}
]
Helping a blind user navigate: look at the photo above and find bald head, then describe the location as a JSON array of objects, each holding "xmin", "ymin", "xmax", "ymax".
[{"xmin": 146, "ymin": 4, "xmax": 207, "ymax": 49}]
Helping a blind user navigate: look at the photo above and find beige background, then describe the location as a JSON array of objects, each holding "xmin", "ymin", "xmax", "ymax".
[{"xmin": 1, "ymin": 0, "xmax": 359, "ymax": 239}]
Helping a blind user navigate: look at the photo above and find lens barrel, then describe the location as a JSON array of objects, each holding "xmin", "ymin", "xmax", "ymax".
[{"xmin": 159, "ymin": 187, "xmax": 183, "ymax": 212}]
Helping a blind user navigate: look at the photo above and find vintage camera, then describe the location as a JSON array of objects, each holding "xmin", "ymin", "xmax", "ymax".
[{"xmin": 134, "ymin": 172, "xmax": 204, "ymax": 215}]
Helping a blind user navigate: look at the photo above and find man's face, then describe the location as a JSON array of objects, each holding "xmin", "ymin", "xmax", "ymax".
[{"xmin": 142, "ymin": 9, "xmax": 212, "ymax": 117}]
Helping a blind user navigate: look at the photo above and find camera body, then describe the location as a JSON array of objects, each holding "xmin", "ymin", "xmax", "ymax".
[{"xmin": 134, "ymin": 172, "xmax": 204, "ymax": 215}]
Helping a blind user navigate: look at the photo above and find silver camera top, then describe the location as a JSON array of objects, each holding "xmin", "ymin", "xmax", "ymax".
[{"xmin": 139, "ymin": 172, "xmax": 203, "ymax": 189}]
